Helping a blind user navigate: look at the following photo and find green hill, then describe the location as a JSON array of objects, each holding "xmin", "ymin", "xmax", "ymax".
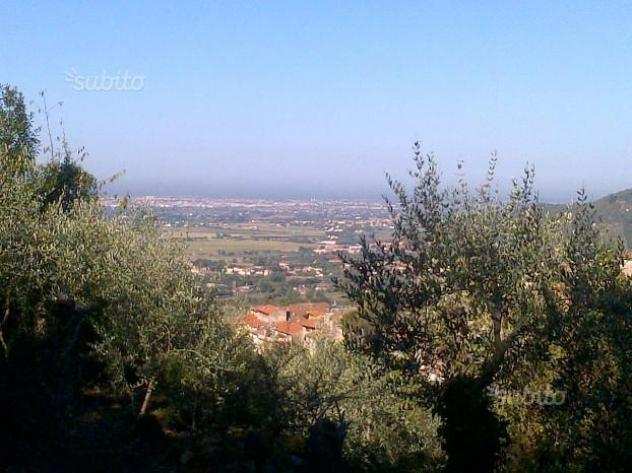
[
  {"xmin": 593, "ymin": 188, "xmax": 632, "ymax": 248},
  {"xmin": 545, "ymin": 188, "xmax": 632, "ymax": 248}
]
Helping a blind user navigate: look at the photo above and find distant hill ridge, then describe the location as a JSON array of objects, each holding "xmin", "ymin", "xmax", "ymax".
[
  {"xmin": 592, "ymin": 187, "xmax": 632, "ymax": 248},
  {"xmin": 545, "ymin": 187, "xmax": 632, "ymax": 248}
]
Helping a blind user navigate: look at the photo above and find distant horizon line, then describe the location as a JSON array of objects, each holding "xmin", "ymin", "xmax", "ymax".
[
  {"xmin": 100, "ymin": 175, "xmax": 630, "ymax": 206},
  {"xmin": 100, "ymin": 185, "xmax": 631, "ymax": 206},
  {"xmin": 100, "ymin": 194, "xmax": 386, "ymax": 204}
]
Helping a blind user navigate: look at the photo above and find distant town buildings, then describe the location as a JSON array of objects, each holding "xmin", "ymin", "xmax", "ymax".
[{"xmin": 238, "ymin": 302, "xmax": 344, "ymax": 349}]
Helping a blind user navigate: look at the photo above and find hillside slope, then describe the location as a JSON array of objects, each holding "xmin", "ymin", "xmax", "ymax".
[
  {"xmin": 543, "ymin": 187, "xmax": 632, "ymax": 248},
  {"xmin": 593, "ymin": 188, "xmax": 632, "ymax": 248}
]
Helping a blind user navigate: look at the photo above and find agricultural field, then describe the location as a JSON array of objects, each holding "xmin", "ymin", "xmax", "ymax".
[{"xmin": 167, "ymin": 223, "xmax": 326, "ymax": 259}]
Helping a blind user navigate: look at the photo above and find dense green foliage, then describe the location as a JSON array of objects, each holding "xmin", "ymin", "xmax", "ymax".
[
  {"xmin": 338, "ymin": 144, "xmax": 632, "ymax": 472},
  {"xmin": 274, "ymin": 340, "xmax": 443, "ymax": 472},
  {"xmin": 0, "ymin": 85, "xmax": 38, "ymax": 171}
]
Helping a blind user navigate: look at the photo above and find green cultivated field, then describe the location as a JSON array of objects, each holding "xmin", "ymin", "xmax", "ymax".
[
  {"xmin": 168, "ymin": 224, "xmax": 324, "ymax": 258},
  {"xmin": 182, "ymin": 237, "xmax": 309, "ymax": 258}
]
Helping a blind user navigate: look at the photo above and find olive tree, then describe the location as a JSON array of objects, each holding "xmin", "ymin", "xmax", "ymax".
[
  {"xmin": 0, "ymin": 87, "xmax": 244, "ymax": 469},
  {"xmin": 276, "ymin": 339, "xmax": 443, "ymax": 472},
  {"xmin": 337, "ymin": 143, "xmax": 630, "ymax": 472}
]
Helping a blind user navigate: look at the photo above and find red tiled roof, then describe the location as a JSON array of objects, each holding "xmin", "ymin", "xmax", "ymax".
[
  {"xmin": 299, "ymin": 318, "xmax": 318, "ymax": 330},
  {"xmin": 242, "ymin": 313, "xmax": 265, "ymax": 330},
  {"xmin": 252, "ymin": 304, "xmax": 281, "ymax": 316},
  {"xmin": 274, "ymin": 320, "xmax": 303, "ymax": 336}
]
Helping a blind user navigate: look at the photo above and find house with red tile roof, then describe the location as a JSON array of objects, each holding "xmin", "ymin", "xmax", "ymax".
[
  {"xmin": 238, "ymin": 302, "xmax": 344, "ymax": 347},
  {"xmin": 298, "ymin": 318, "xmax": 319, "ymax": 330},
  {"xmin": 238, "ymin": 313, "xmax": 276, "ymax": 349},
  {"xmin": 273, "ymin": 320, "xmax": 306, "ymax": 343},
  {"xmin": 242, "ymin": 313, "xmax": 266, "ymax": 331}
]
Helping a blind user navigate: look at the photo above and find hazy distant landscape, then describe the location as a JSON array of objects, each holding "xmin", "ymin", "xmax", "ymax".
[
  {"xmin": 102, "ymin": 196, "xmax": 391, "ymax": 303},
  {"xmin": 105, "ymin": 190, "xmax": 632, "ymax": 306}
]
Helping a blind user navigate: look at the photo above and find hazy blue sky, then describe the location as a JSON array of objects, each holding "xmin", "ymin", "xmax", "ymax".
[{"xmin": 2, "ymin": 1, "xmax": 631, "ymax": 200}]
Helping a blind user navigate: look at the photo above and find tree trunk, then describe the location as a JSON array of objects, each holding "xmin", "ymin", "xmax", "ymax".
[
  {"xmin": 492, "ymin": 309, "xmax": 503, "ymax": 359},
  {"xmin": 0, "ymin": 297, "xmax": 10, "ymax": 358},
  {"xmin": 139, "ymin": 378, "xmax": 155, "ymax": 416},
  {"xmin": 479, "ymin": 309, "xmax": 508, "ymax": 386}
]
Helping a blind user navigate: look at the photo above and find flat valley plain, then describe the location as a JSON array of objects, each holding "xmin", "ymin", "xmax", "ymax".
[
  {"xmin": 107, "ymin": 197, "xmax": 392, "ymax": 303},
  {"xmin": 167, "ymin": 223, "xmax": 325, "ymax": 259},
  {"xmin": 102, "ymin": 192, "xmax": 631, "ymax": 304}
]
